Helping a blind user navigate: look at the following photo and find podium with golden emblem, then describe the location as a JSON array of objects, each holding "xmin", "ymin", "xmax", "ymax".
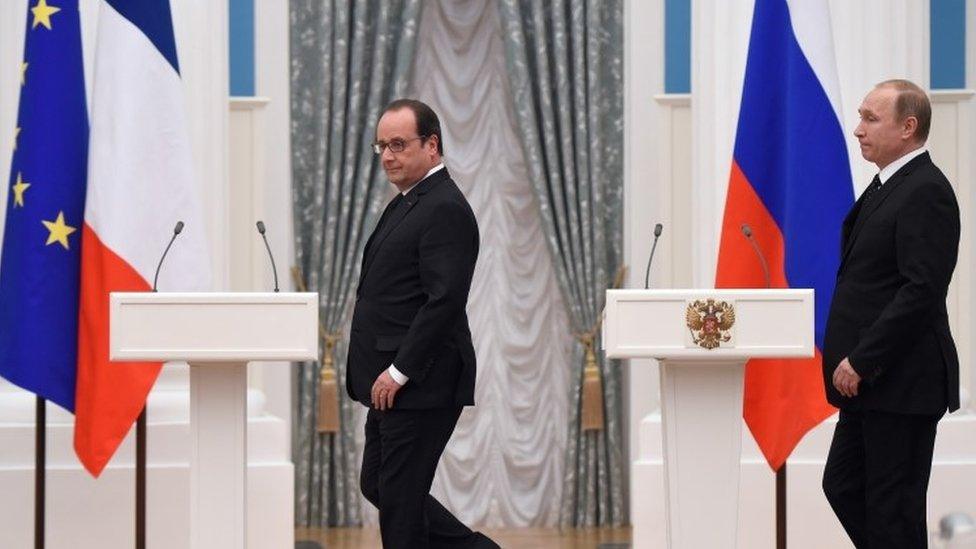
[{"xmin": 604, "ymin": 289, "xmax": 814, "ymax": 549}]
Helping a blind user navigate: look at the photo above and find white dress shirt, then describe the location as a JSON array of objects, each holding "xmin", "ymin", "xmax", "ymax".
[{"xmin": 878, "ymin": 147, "xmax": 926, "ymax": 186}]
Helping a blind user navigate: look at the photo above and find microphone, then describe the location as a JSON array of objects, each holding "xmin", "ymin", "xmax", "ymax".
[
  {"xmin": 644, "ymin": 223, "xmax": 664, "ymax": 289},
  {"xmin": 256, "ymin": 221, "xmax": 280, "ymax": 292},
  {"xmin": 152, "ymin": 221, "xmax": 184, "ymax": 292},
  {"xmin": 740, "ymin": 223, "xmax": 771, "ymax": 288}
]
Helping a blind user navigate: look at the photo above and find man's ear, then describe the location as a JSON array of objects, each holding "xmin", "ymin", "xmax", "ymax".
[{"xmin": 902, "ymin": 116, "xmax": 919, "ymax": 141}]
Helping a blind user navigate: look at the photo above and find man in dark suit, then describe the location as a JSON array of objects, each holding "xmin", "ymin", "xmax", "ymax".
[
  {"xmin": 347, "ymin": 99, "xmax": 497, "ymax": 548},
  {"xmin": 822, "ymin": 79, "xmax": 960, "ymax": 548}
]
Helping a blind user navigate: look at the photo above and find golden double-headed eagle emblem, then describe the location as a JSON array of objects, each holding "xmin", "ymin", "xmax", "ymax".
[{"xmin": 685, "ymin": 299, "xmax": 736, "ymax": 350}]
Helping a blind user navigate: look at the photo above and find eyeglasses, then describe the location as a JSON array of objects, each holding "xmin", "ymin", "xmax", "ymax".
[{"xmin": 372, "ymin": 136, "xmax": 427, "ymax": 155}]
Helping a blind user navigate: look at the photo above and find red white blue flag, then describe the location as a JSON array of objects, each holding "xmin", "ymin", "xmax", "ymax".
[
  {"xmin": 716, "ymin": 0, "xmax": 854, "ymax": 470},
  {"xmin": 0, "ymin": 0, "xmax": 210, "ymax": 477},
  {"xmin": 74, "ymin": 0, "xmax": 211, "ymax": 476}
]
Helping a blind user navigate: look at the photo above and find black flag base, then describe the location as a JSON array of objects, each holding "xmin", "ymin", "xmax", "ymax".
[
  {"xmin": 136, "ymin": 407, "xmax": 147, "ymax": 549},
  {"xmin": 35, "ymin": 396, "xmax": 45, "ymax": 549},
  {"xmin": 777, "ymin": 464, "xmax": 786, "ymax": 549}
]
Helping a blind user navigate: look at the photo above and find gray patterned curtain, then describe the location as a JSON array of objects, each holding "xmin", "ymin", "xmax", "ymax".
[
  {"xmin": 497, "ymin": 0, "xmax": 625, "ymax": 527},
  {"xmin": 290, "ymin": 0, "xmax": 421, "ymax": 528}
]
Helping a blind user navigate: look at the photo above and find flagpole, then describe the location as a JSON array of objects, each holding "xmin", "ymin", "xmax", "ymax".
[
  {"xmin": 136, "ymin": 407, "xmax": 146, "ymax": 549},
  {"xmin": 777, "ymin": 464, "xmax": 786, "ymax": 549},
  {"xmin": 742, "ymin": 229, "xmax": 788, "ymax": 548},
  {"xmin": 35, "ymin": 396, "xmax": 45, "ymax": 549}
]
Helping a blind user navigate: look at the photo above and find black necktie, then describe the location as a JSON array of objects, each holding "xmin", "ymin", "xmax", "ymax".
[
  {"xmin": 375, "ymin": 194, "xmax": 404, "ymax": 232},
  {"xmin": 861, "ymin": 175, "xmax": 882, "ymax": 204},
  {"xmin": 387, "ymin": 192, "xmax": 405, "ymax": 212},
  {"xmin": 853, "ymin": 175, "xmax": 882, "ymax": 226},
  {"xmin": 366, "ymin": 193, "xmax": 404, "ymax": 251}
]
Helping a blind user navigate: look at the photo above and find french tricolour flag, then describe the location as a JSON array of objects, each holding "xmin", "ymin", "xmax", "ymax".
[
  {"xmin": 716, "ymin": 0, "xmax": 854, "ymax": 470},
  {"xmin": 75, "ymin": 0, "xmax": 210, "ymax": 476}
]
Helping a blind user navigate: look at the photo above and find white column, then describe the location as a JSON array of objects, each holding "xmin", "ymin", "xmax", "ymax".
[
  {"xmin": 253, "ymin": 0, "xmax": 295, "ymax": 432},
  {"xmin": 623, "ymin": 1, "xmax": 666, "ymax": 528},
  {"xmin": 930, "ymin": 89, "xmax": 976, "ymax": 411},
  {"xmin": 624, "ymin": 0, "xmax": 671, "ymax": 446}
]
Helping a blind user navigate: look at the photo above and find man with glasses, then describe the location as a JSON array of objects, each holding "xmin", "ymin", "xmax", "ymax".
[{"xmin": 347, "ymin": 98, "xmax": 496, "ymax": 548}]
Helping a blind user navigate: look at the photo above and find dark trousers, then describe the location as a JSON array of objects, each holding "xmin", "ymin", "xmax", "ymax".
[
  {"xmin": 822, "ymin": 409, "xmax": 941, "ymax": 548},
  {"xmin": 360, "ymin": 407, "xmax": 497, "ymax": 549}
]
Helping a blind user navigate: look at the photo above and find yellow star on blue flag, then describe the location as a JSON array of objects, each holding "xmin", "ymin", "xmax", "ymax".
[
  {"xmin": 42, "ymin": 211, "xmax": 77, "ymax": 249},
  {"xmin": 31, "ymin": 0, "xmax": 62, "ymax": 30},
  {"xmin": 11, "ymin": 172, "xmax": 30, "ymax": 207}
]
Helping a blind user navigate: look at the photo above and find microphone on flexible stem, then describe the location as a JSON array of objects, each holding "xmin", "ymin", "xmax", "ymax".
[
  {"xmin": 152, "ymin": 221, "xmax": 184, "ymax": 292},
  {"xmin": 256, "ymin": 221, "xmax": 280, "ymax": 292},
  {"xmin": 740, "ymin": 223, "xmax": 771, "ymax": 289},
  {"xmin": 644, "ymin": 223, "xmax": 664, "ymax": 289}
]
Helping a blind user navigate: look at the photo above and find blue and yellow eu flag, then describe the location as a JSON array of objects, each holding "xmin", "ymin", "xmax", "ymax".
[{"xmin": 0, "ymin": 0, "xmax": 89, "ymax": 412}]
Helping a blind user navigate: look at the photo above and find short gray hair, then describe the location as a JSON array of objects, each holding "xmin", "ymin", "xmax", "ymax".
[{"xmin": 876, "ymin": 79, "xmax": 931, "ymax": 142}]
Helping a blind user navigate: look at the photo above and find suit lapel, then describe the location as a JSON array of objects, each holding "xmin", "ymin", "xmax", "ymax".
[
  {"xmin": 840, "ymin": 190, "xmax": 866, "ymax": 248},
  {"xmin": 359, "ymin": 168, "xmax": 448, "ymax": 283},
  {"xmin": 838, "ymin": 152, "xmax": 932, "ymax": 271},
  {"xmin": 361, "ymin": 193, "xmax": 403, "ymax": 272},
  {"xmin": 361, "ymin": 193, "xmax": 418, "ymax": 274}
]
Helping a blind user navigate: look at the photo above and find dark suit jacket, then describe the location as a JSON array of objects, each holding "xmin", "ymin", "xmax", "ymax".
[
  {"xmin": 823, "ymin": 152, "xmax": 960, "ymax": 414},
  {"xmin": 346, "ymin": 168, "xmax": 479, "ymax": 409}
]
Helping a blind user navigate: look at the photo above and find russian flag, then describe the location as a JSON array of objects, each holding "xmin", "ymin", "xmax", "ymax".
[
  {"xmin": 74, "ymin": 0, "xmax": 210, "ymax": 476},
  {"xmin": 716, "ymin": 0, "xmax": 854, "ymax": 470}
]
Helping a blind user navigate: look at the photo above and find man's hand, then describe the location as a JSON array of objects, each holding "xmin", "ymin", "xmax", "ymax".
[
  {"xmin": 832, "ymin": 357, "xmax": 862, "ymax": 398},
  {"xmin": 371, "ymin": 370, "xmax": 403, "ymax": 411}
]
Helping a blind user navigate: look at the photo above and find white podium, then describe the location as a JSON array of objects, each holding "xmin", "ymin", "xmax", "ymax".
[
  {"xmin": 109, "ymin": 292, "xmax": 318, "ymax": 549},
  {"xmin": 604, "ymin": 289, "xmax": 814, "ymax": 549}
]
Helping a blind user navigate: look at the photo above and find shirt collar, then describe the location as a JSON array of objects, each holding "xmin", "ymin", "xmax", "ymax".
[
  {"xmin": 401, "ymin": 163, "xmax": 445, "ymax": 196},
  {"xmin": 878, "ymin": 147, "xmax": 926, "ymax": 185}
]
